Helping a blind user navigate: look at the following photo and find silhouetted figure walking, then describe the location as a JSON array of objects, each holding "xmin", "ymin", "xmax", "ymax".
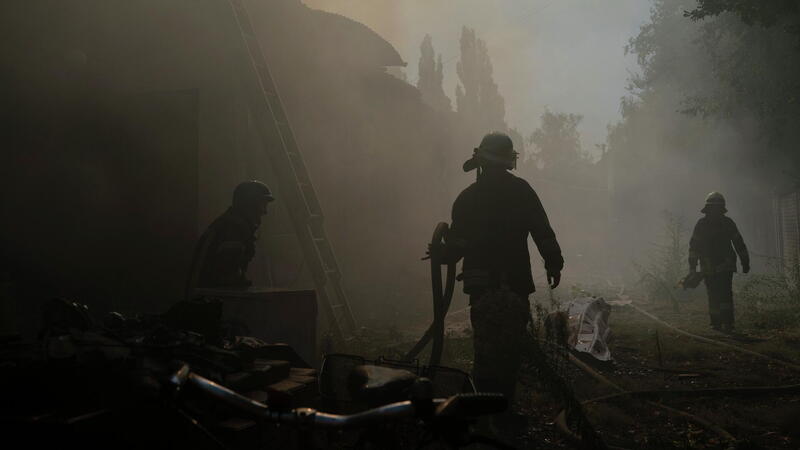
[
  {"xmin": 689, "ymin": 192, "xmax": 749, "ymax": 332},
  {"xmin": 442, "ymin": 132, "xmax": 564, "ymax": 404}
]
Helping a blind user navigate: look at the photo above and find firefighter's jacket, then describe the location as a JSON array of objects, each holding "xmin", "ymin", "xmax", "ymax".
[
  {"xmin": 689, "ymin": 214, "xmax": 749, "ymax": 274},
  {"xmin": 449, "ymin": 170, "xmax": 563, "ymax": 295},
  {"xmin": 187, "ymin": 208, "xmax": 259, "ymax": 292}
]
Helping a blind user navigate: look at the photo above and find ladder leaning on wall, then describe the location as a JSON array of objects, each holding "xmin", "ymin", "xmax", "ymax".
[{"xmin": 226, "ymin": 0, "xmax": 357, "ymax": 343}]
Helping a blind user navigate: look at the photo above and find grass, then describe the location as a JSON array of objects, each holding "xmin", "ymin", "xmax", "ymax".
[
  {"xmin": 612, "ymin": 292, "xmax": 800, "ymax": 364},
  {"xmin": 345, "ymin": 326, "xmax": 474, "ymax": 372},
  {"xmin": 342, "ymin": 270, "xmax": 800, "ymax": 448},
  {"xmin": 735, "ymin": 263, "xmax": 800, "ymax": 333},
  {"xmin": 575, "ymin": 294, "xmax": 800, "ymax": 448}
]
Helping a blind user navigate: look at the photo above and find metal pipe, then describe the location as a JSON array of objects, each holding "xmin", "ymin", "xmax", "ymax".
[
  {"xmin": 188, "ymin": 373, "xmax": 270, "ymax": 417},
  {"xmin": 305, "ymin": 401, "xmax": 416, "ymax": 428},
  {"xmin": 188, "ymin": 372, "xmax": 444, "ymax": 428}
]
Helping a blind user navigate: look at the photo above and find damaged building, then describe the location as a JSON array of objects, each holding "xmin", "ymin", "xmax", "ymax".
[
  {"xmin": 0, "ymin": 1, "xmax": 482, "ymax": 447},
  {"xmin": 0, "ymin": 0, "xmax": 467, "ymax": 343}
]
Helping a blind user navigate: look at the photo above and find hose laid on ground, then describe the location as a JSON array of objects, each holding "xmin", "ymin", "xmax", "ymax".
[
  {"xmin": 553, "ymin": 410, "xmax": 627, "ymax": 450},
  {"xmin": 523, "ymin": 333, "xmax": 609, "ymax": 449},
  {"xmin": 565, "ymin": 353, "xmax": 737, "ymax": 445},
  {"xmin": 549, "ymin": 297, "xmax": 800, "ymax": 447},
  {"xmin": 630, "ymin": 304, "xmax": 800, "ymax": 372},
  {"xmin": 555, "ymin": 301, "xmax": 800, "ymax": 447},
  {"xmin": 582, "ymin": 382, "xmax": 800, "ymax": 405}
]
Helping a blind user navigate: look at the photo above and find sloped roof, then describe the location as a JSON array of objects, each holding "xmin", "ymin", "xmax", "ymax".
[{"xmin": 305, "ymin": 7, "xmax": 405, "ymax": 67}]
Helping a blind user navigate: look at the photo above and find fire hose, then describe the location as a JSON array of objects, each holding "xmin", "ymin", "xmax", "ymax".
[
  {"xmin": 630, "ymin": 304, "xmax": 800, "ymax": 372},
  {"xmin": 562, "ymin": 352, "xmax": 737, "ymax": 446},
  {"xmin": 557, "ymin": 304, "xmax": 800, "ymax": 448},
  {"xmin": 405, "ymin": 222, "xmax": 457, "ymax": 367}
]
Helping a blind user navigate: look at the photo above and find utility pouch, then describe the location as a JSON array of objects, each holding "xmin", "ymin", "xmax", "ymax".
[{"xmin": 461, "ymin": 269, "xmax": 490, "ymax": 293}]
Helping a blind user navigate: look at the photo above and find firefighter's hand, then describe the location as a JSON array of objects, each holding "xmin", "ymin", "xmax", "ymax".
[
  {"xmin": 547, "ymin": 271, "xmax": 561, "ymax": 289},
  {"xmin": 424, "ymin": 242, "xmax": 447, "ymax": 263}
]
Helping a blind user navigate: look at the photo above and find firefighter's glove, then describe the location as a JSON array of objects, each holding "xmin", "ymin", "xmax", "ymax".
[
  {"xmin": 742, "ymin": 263, "xmax": 750, "ymax": 274},
  {"xmin": 547, "ymin": 271, "xmax": 561, "ymax": 289}
]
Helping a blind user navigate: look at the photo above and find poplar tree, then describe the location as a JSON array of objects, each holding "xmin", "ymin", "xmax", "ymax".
[
  {"xmin": 416, "ymin": 34, "xmax": 452, "ymax": 112},
  {"xmin": 455, "ymin": 27, "xmax": 506, "ymax": 133}
]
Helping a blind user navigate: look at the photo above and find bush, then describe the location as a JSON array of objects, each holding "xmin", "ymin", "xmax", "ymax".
[
  {"xmin": 736, "ymin": 259, "xmax": 800, "ymax": 330},
  {"xmin": 633, "ymin": 211, "xmax": 689, "ymax": 310}
]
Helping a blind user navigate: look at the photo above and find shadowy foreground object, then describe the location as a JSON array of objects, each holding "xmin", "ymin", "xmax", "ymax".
[{"xmin": 187, "ymin": 181, "xmax": 274, "ymax": 295}]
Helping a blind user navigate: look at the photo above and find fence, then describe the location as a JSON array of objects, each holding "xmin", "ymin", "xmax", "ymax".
[{"xmin": 774, "ymin": 190, "xmax": 800, "ymax": 268}]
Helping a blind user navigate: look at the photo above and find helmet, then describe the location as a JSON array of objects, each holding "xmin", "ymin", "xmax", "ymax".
[
  {"xmin": 701, "ymin": 191, "xmax": 726, "ymax": 213},
  {"xmin": 233, "ymin": 180, "xmax": 275, "ymax": 209},
  {"xmin": 463, "ymin": 132, "xmax": 518, "ymax": 172}
]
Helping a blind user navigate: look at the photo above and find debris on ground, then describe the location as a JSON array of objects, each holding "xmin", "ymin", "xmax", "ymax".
[
  {"xmin": 555, "ymin": 296, "xmax": 613, "ymax": 361},
  {"xmin": 0, "ymin": 298, "xmax": 318, "ymax": 449}
]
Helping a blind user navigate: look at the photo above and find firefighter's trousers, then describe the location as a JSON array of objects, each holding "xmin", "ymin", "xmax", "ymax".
[
  {"xmin": 470, "ymin": 288, "xmax": 530, "ymax": 403},
  {"xmin": 704, "ymin": 271, "xmax": 734, "ymax": 328}
]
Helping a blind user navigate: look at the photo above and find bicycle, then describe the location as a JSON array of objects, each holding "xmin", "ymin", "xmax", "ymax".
[{"xmin": 169, "ymin": 362, "xmax": 516, "ymax": 449}]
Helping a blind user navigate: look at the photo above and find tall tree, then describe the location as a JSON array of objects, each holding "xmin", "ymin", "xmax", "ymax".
[
  {"xmin": 528, "ymin": 109, "xmax": 586, "ymax": 170},
  {"xmin": 687, "ymin": 0, "xmax": 800, "ymax": 32},
  {"xmin": 613, "ymin": 0, "xmax": 800, "ymax": 174},
  {"xmin": 683, "ymin": 0, "xmax": 800, "ymax": 173},
  {"xmin": 603, "ymin": 0, "xmax": 785, "ymax": 260},
  {"xmin": 416, "ymin": 35, "xmax": 451, "ymax": 112},
  {"xmin": 455, "ymin": 27, "xmax": 506, "ymax": 134}
]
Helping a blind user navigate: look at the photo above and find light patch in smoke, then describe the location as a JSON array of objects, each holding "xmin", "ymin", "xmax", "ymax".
[{"xmin": 303, "ymin": 0, "xmax": 652, "ymax": 152}]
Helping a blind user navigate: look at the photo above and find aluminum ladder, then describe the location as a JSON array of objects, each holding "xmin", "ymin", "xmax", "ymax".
[{"xmin": 227, "ymin": 0, "xmax": 357, "ymax": 342}]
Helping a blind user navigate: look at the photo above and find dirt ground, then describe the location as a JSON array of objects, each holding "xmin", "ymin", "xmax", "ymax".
[
  {"xmin": 350, "ymin": 292, "xmax": 800, "ymax": 449},
  {"xmin": 514, "ymin": 296, "xmax": 800, "ymax": 450}
]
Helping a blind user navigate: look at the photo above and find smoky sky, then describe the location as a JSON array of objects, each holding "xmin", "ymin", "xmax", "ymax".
[{"xmin": 303, "ymin": 0, "xmax": 652, "ymax": 154}]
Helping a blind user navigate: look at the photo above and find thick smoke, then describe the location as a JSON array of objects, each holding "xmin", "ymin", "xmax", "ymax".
[
  {"xmin": 304, "ymin": 0, "xmax": 651, "ymax": 153},
  {"xmin": 0, "ymin": 0, "xmax": 785, "ymax": 337}
]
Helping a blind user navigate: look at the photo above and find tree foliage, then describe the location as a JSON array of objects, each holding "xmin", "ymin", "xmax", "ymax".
[
  {"xmin": 687, "ymin": 0, "xmax": 800, "ymax": 31},
  {"xmin": 528, "ymin": 109, "xmax": 587, "ymax": 171},
  {"xmin": 611, "ymin": 0, "xmax": 800, "ymax": 174},
  {"xmin": 634, "ymin": 211, "xmax": 689, "ymax": 310},
  {"xmin": 604, "ymin": 0, "xmax": 764, "ymax": 260},
  {"xmin": 681, "ymin": 2, "xmax": 800, "ymax": 162},
  {"xmin": 455, "ymin": 27, "xmax": 506, "ymax": 133},
  {"xmin": 416, "ymin": 34, "xmax": 452, "ymax": 113}
]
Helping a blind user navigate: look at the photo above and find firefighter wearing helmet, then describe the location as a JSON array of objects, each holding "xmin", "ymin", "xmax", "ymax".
[
  {"xmin": 186, "ymin": 181, "xmax": 275, "ymax": 294},
  {"xmin": 440, "ymin": 131, "xmax": 564, "ymax": 408},
  {"xmin": 689, "ymin": 191, "xmax": 750, "ymax": 332}
]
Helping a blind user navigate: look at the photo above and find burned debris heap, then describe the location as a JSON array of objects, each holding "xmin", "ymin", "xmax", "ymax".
[
  {"xmin": 0, "ymin": 1, "xmax": 488, "ymax": 447},
  {"xmin": 2, "ymin": 298, "xmax": 317, "ymax": 449},
  {"xmin": 0, "ymin": 0, "xmax": 466, "ymax": 340}
]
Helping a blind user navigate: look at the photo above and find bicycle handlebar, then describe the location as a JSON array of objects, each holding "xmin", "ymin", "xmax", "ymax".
[{"xmin": 174, "ymin": 365, "xmax": 506, "ymax": 429}]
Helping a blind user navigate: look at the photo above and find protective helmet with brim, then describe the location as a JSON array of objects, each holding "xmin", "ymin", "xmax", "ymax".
[
  {"xmin": 701, "ymin": 191, "xmax": 726, "ymax": 213},
  {"xmin": 463, "ymin": 132, "xmax": 518, "ymax": 172},
  {"xmin": 233, "ymin": 180, "xmax": 275, "ymax": 208}
]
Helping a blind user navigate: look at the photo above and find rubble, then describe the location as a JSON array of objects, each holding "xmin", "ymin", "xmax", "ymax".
[
  {"xmin": 556, "ymin": 296, "xmax": 613, "ymax": 361},
  {"xmin": 0, "ymin": 298, "xmax": 318, "ymax": 449}
]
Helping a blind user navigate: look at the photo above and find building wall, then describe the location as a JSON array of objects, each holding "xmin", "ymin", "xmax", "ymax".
[
  {"xmin": 1, "ymin": 0, "xmax": 476, "ymax": 336},
  {"xmin": 775, "ymin": 191, "xmax": 800, "ymax": 269},
  {"xmin": 0, "ymin": 1, "xmax": 237, "ymax": 331}
]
